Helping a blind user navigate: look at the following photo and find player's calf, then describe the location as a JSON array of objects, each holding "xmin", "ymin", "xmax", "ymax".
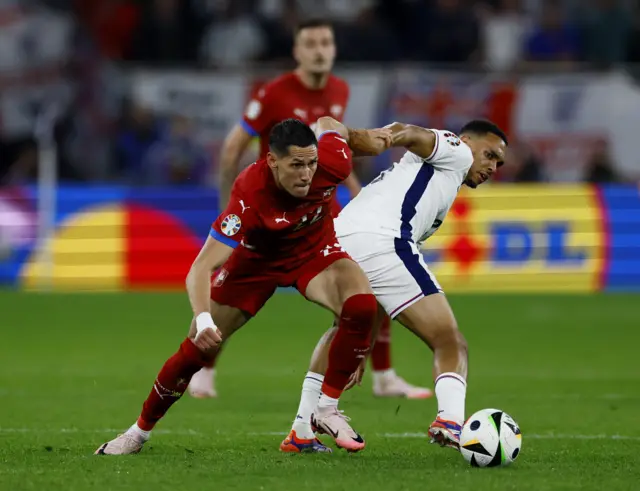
[
  {"xmin": 396, "ymin": 294, "xmax": 468, "ymax": 433},
  {"xmin": 311, "ymin": 293, "xmax": 376, "ymax": 453},
  {"xmin": 96, "ymin": 337, "xmax": 214, "ymax": 455},
  {"xmin": 96, "ymin": 303, "xmax": 249, "ymax": 455},
  {"xmin": 322, "ymin": 293, "xmax": 377, "ymax": 400}
]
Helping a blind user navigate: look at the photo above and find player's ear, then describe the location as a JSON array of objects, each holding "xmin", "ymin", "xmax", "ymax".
[{"xmin": 266, "ymin": 152, "xmax": 278, "ymax": 169}]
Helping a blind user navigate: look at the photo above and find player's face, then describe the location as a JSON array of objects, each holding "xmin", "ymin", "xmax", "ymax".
[
  {"xmin": 268, "ymin": 145, "xmax": 318, "ymax": 198},
  {"xmin": 463, "ymin": 133, "xmax": 507, "ymax": 188},
  {"xmin": 294, "ymin": 27, "xmax": 336, "ymax": 75}
]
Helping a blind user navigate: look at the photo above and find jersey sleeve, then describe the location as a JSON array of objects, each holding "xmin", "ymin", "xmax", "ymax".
[
  {"xmin": 317, "ymin": 131, "xmax": 353, "ymax": 182},
  {"xmin": 210, "ymin": 185, "xmax": 260, "ymax": 249},
  {"xmin": 424, "ymin": 129, "xmax": 473, "ymax": 173},
  {"xmin": 241, "ymin": 85, "xmax": 277, "ymax": 137}
]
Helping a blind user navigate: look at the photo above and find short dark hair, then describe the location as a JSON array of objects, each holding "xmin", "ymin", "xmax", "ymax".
[
  {"xmin": 269, "ymin": 119, "xmax": 318, "ymax": 157},
  {"xmin": 294, "ymin": 18, "xmax": 334, "ymax": 38},
  {"xmin": 460, "ymin": 120, "xmax": 509, "ymax": 146}
]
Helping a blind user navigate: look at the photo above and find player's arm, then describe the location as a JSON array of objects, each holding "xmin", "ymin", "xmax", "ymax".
[
  {"xmin": 187, "ymin": 186, "xmax": 254, "ymax": 348},
  {"xmin": 186, "ymin": 235, "xmax": 233, "ymax": 318},
  {"xmin": 315, "ymin": 116, "xmax": 391, "ymax": 157},
  {"xmin": 343, "ymin": 172, "xmax": 362, "ymax": 198},
  {"xmin": 218, "ymin": 125, "xmax": 253, "ymax": 210},
  {"xmin": 218, "ymin": 88, "xmax": 274, "ymax": 209},
  {"xmin": 185, "ymin": 235, "xmax": 232, "ymax": 349},
  {"xmin": 386, "ymin": 122, "xmax": 437, "ymax": 160}
]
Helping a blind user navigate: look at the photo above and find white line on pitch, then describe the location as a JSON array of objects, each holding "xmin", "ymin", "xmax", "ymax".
[
  {"xmin": 1, "ymin": 428, "xmax": 639, "ymax": 441},
  {"xmin": 250, "ymin": 431, "xmax": 640, "ymax": 441}
]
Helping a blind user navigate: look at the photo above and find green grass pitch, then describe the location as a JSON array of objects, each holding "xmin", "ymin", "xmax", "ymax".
[{"xmin": 0, "ymin": 291, "xmax": 638, "ymax": 490}]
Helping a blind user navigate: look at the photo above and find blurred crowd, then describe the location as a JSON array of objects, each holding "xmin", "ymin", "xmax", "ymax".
[
  {"xmin": 66, "ymin": 0, "xmax": 640, "ymax": 69},
  {"xmin": 0, "ymin": 0, "xmax": 637, "ymax": 187}
]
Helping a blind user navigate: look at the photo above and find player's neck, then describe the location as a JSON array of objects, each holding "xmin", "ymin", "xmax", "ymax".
[{"xmin": 294, "ymin": 68, "xmax": 329, "ymax": 90}]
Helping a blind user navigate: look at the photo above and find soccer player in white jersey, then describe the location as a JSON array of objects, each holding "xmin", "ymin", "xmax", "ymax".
[{"xmin": 281, "ymin": 120, "xmax": 507, "ymax": 452}]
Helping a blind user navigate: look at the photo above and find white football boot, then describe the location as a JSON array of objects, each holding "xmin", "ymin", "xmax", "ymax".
[
  {"xmin": 373, "ymin": 369, "xmax": 433, "ymax": 399},
  {"xmin": 95, "ymin": 431, "xmax": 147, "ymax": 455},
  {"xmin": 311, "ymin": 407, "xmax": 365, "ymax": 452}
]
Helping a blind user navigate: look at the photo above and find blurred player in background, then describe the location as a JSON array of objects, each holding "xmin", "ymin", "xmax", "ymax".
[
  {"xmin": 283, "ymin": 120, "xmax": 508, "ymax": 451},
  {"xmin": 96, "ymin": 118, "xmax": 393, "ymax": 455},
  {"xmin": 191, "ymin": 18, "xmax": 430, "ymax": 400}
]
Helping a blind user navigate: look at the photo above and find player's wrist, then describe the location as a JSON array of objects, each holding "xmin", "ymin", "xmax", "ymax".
[{"xmin": 195, "ymin": 312, "xmax": 216, "ymax": 334}]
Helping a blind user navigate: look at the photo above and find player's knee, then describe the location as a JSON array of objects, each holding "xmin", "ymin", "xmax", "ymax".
[
  {"xmin": 431, "ymin": 318, "xmax": 465, "ymax": 351},
  {"xmin": 340, "ymin": 293, "xmax": 378, "ymax": 332}
]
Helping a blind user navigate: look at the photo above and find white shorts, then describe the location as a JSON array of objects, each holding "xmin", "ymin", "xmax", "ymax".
[{"xmin": 337, "ymin": 232, "xmax": 443, "ymax": 319}]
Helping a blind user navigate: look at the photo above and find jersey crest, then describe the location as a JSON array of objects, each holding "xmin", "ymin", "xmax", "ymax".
[
  {"xmin": 323, "ymin": 187, "xmax": 336, "ymax": 199},
  {"xmin": 444, "ymin": 132, "xmax": 461, "ymax": 147},
  {"xmin": 221, "ymin": 214, "xmax": 242, "ymax": 236}
]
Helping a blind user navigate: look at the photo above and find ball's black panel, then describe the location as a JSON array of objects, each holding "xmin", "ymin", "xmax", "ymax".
[
  {"xmin": 505, "ymin": 421, "xmax": 521, "ymax": 435},
  {"xmin": 470, "ymin": 454, "xmax": 481, "ymax": 467},
  {"xmin": 486, "ymin": 442, "xmax": 503, "ymax": 467},
  {"xmin": 512, "ymin": 448, "xmax": 520, "ymax": 460},
  {"xmin": 470, "ymin": 420, "xmax": 480, "ymax": 431},
  {"xmin": 462, "ymin": 442, "xmax": 492, "ymax": 456},
  {"xmin": 491, "ymin": 411, "xmax": 503, "ymax": 435}
]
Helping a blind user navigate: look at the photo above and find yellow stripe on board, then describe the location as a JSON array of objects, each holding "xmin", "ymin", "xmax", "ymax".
[{"xmin": 21, "ymin": 205, "xmax": 126, "ymax": 291}]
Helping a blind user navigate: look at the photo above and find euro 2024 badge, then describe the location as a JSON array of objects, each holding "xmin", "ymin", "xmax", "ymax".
[{"xmin": 221, "ymin": 214, "xmax": 241, "ymax": 236}]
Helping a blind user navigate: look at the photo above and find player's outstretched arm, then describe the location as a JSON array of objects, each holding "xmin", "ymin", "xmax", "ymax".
[
  {"xmin": 314, "ymin": 116, "xmax": 392, "ymax": 157},
  {"xmin": 218, "ymin": 124, "xmax": 253, "ymax": 210},
  {"xmin": 343, "ymin": 171, "xmax": 362, "ymax": 198},
  {"xmin": 386, "ymin": 122, "xmax": 436, "ymax": 159},
  {"xmin": 186, "ymin": 235, "xmax": 234, "ymax": 322},
  {"xmin": 315, "ymin": 116, "xmax": 349, "ymax": 139}
]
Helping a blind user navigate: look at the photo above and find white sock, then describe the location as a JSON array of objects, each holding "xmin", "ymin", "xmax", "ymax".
[
  {"xmin": 317, "ymin": 393, "xmax": 339, "ymax": 410},
  {"xmin": 434, "ymin": 372, "xmax": 466, "ymax": 425},
  {"xmin": 291, "ymin": 372, "xmax": 323, "ymax": 439},
  {"xmin": 127, "ymin": 423, "xmax": 151, "ymax": 442}
]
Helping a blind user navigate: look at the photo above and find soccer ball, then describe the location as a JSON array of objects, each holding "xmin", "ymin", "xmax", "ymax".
[{"xmin": 460, "ymin": 408, "xmax": 522, "ymax": 467}]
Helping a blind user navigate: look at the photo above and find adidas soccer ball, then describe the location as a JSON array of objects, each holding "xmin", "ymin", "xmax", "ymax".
[{"xmin": 460, "ymin": 408, "xmax": 522, "ymax": 467}]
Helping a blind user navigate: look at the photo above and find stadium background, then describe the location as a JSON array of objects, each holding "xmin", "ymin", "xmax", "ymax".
[{"xmin": 0, "ymin": 1, "xmax": 639, "ymax": 490}]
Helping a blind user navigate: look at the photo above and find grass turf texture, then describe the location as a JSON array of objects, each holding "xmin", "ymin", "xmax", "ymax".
[{"xmin": 0, "ymin": 291, "xmax": 638, "ymax": 491}]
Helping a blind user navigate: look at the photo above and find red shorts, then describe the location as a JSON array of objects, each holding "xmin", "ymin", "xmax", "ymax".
[{"xmin": 210, "ymin": 239, "xmax": 352, "ymax": 316}]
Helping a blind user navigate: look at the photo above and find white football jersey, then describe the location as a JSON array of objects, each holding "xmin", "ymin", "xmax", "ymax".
[{"xmin": 335, "ymin": 129, "xmax": 473, "ymax": 245}]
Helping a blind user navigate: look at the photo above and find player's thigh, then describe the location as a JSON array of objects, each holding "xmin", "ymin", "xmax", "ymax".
[
  {"xmin": 395, "ymin": 293, "xmax": 463, "ymax": 350},
  {"xmin": 209, "ymin": 262, "xmax": 277, "ymax": 319},
  {"xmin": 302, "ymin": 257, "xmax": 373, "ymax": 316}
]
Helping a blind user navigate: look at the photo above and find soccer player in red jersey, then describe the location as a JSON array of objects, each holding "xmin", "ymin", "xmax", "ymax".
[
  {"xmin": 217, "ymin": 19, "xmax": 356, "ymax": 211},
  {"xmin": 192, "ymin": 18, "xmax": 430, "ymax": 400},
  {"xmin": 95, "ymin": 118, "xmax": 392, "ymax": 455}
]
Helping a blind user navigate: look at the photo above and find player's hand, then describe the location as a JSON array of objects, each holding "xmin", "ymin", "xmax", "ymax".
[
  {"xmin": 345, "ymin": 359, "xmax": 367, "ymax": 391},
  {"xmin": 349, "ymin": 128, "xmax": 393, "ymax": 157},
  {"xmin": 365, "ymin": 128, "xmax": 393, "ymax": 155},
  {"xmin": 193, "ymin": 327, "xmax": 223, "ymax": 351}
]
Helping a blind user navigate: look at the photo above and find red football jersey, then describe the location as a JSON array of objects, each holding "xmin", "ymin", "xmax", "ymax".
[
  {"xmin": 241, "ymin": 72, "xmax": 350, "ymax": 158},
  {"xmin": 211, "ymin": 132, "xmax": 352, "ymax": 269}
]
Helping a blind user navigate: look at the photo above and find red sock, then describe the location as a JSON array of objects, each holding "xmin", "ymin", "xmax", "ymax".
[
  {"xmin": 370, "ymin": 314, "xmax": 392, "ymax": 371},
  {"xmin": 137, "ymin": 338, "xmax": 210, "ymax": 431},
  {"xmin": 201, "ymin": 345, "xmax": 221, "ymax": 369},
  {"xmin": 322, "ymin": 293, "xmax": 377, "ymax": 399}
]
